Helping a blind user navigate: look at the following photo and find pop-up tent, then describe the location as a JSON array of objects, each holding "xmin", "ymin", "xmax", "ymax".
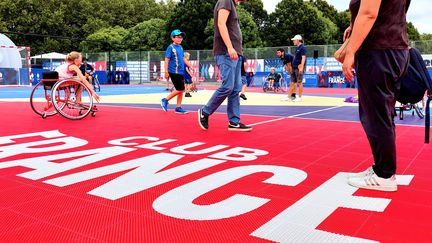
[
  {"xmin": 30, "ymin": 52, "xmax": 66, "ymax": 62},
  {"xmin": 0, "ymin": 33, "xmax": 22, "ymax": 69}
]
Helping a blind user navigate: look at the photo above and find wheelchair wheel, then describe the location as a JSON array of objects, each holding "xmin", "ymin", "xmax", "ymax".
[
  {"xmin": 30, "ymin": 81, "xmax": 57, "ymax": 118},
  {"xmin": 413, "ymin": 104, "xmax": 424, "ymax": 119},
  {"xmin": 51, "ymin": 79, "xmax": 93, "ymax": 120},
  {"xmin": 92, "ymin": 76, "xmax": 101, "ymax": 92}
]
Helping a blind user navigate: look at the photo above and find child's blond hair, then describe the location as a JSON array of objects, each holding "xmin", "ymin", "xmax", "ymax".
[
  {"xmin": 184, "ymin": 52, "xmax": 190, "ymax": 60},
  {"xmin": 66, "ymin": 51, "xmax": 81, "ymax": 62}
]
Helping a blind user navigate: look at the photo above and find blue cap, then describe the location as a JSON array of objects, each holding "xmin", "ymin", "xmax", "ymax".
[{"xmin": 171, "ymin": 29, "xmax": 186, "ymax": 37}]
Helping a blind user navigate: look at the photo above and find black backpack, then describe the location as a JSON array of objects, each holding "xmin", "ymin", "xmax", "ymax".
[{"xmin": 396, "ymin": 47, "xmax": 432, "ymax": 143}]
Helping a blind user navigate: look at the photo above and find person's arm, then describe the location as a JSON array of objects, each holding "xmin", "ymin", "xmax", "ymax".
[
  {"xmin": 285, "ymin": 63, "xmax": 292, "ymax": 74},
  {"xmin": 298, "ymin": 55, "xmax": 306, "ymax": 74},
  {"xmin": 165, "ymin": 46, "xmax": 172, "ymax": 80},
  {"xmin": 186, "ymin": 66, "xmax": 193, "ymax": 77},
  {"xmin": 164, "ymin": 57, "xmax": 170, "ymax": 80},
  {"xmin": 70, "ymin": 65, "xmax": 100, "ymax": 102},
  {"xmin": 343, "ymin": 0, "xmax": 381, "ymax": 81},
  {"xmin": 184, "ymin": 59, "xmax": 194, "ymax": 73},
  {"xmin": 218, "ymin": 9, "xmax": 238, "ymax": 60},
  {"xmin": 87, "ymin": 63, "xmax": 95, "ymax": 75},
  {"xmin": 344, "ymin": 25, "xmax": 352, "ymax": 42}
]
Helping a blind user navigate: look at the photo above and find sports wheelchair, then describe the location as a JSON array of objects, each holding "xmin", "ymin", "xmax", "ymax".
[
  {"xmin": 262, "ymin": 75, "xmax": 286, "ymax": 93},
  {"xmin": 30, "ymin": 71, "xmax": 98, "ymax": 120},
  {"xmin": 86, "ymin": 71, "xmax": 101, "ymax": 92},
  {"xmin": 396, "ymin": 102, "xmax": 425, "ymax": 120}
]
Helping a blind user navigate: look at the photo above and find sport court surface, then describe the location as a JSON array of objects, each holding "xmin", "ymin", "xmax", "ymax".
[{"xmin": 0, "ymin": 85, "xmax": 431, "ymax": 242}]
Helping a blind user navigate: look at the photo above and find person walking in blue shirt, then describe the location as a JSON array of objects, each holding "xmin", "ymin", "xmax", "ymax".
[
  {"xmin": 197, "ymin": 0, "xmax": 252, "ymax": 132},
  {"xmin": 290, "ymin": 34, "xmax": 307, "ymax": 102},
  {"xmin": 161, "ymin": 29, "xmax": 188, "ymax": 114}
]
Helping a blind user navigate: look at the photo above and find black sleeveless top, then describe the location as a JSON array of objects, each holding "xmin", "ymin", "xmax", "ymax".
[{"xmin": 349, "ymin": 0, "xmax": 409, "ymax": 50}]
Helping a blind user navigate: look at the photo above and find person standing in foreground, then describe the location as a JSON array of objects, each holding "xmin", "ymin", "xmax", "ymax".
[
  {"xmin": 161, "ymin": 29, "xmax": 188, "ymax": 114},
  {"xmin": 198, "ymin": 0, "xmax": 252, "ymax": 131},
  {"xmin": 290, "ymin": 34, "xmax": 306, "ymax": 102},
  {"xmin": 343, "ymin": 0, "xmax": 410, "ymax": 191}
]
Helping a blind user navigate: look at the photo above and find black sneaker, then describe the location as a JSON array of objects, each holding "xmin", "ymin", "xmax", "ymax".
[
  {"xmin": 198, "ymin": 109, "xmax": 209, "ymax": 130},
  {"xmin": 185, "ymin": 92, "xmax": 192, "ymax": 97},
  {"xmin": 239, "ymin": 93, "xmax": 247, "ymax": 100},
  {"xmin": 228, "ymin": 122, "xmax": 252, "ymax": 132}
]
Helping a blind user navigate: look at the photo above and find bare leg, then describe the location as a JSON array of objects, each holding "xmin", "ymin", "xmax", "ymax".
[{"xmin": 298, "ymin": 82, "xmax": 304, "ymax": 97}]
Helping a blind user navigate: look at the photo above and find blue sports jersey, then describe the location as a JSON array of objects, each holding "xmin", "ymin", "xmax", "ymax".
[
  {"xmin": 184, "ymin": 64, "xmax": 192, "ymax": 80},
  {"xmin": 281, "ymin": 53, "xmax": 293, "ymax": 65},
  {"xmin": 293, "ymin": 44, "xmax": 307, "ymax": 69},
  {"xmin": 165, "ymin": 44, "xmax": 185, "ymax": 75}
]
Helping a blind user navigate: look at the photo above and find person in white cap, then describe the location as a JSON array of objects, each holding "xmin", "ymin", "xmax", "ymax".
[{"xmin": 290, "ymin": 34, "xmax": 306, "ymax": 102}]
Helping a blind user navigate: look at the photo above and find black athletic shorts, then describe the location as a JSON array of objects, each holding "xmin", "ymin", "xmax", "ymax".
[{"xmin": 169, "ymin": 73, "xmax": 185, "ymax": 91}]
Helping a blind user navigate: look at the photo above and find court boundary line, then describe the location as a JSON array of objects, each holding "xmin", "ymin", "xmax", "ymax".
[
  {"xmin": 90, "ymin": 103, "xmax": 426, "ymax": 128},
  {"xmin": 248, "ymin": 106, "xmax": 344, "ymax": 126}
]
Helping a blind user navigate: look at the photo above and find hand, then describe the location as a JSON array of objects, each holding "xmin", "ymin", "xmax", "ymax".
[
  {"xmin": 164, "ymin": 71, "xmax": 169, "ymax": 80},
  {"xmin": 343, "ymin": 26, "xmax": 352, "ymax": 42},
  {"xmin": 298, "ymin": 65, "xmax": 304, "ymax": 74},
  {"xmin": 93, "ymin": 93, "xmax": 100, "ymax": 103},
  {"xmin": 228, "ymin": 47, "xmax": 238, "ymax": 60},
  {"xmin": 342, "ymin": 52, "xmax": 355, "ymax": 81}
]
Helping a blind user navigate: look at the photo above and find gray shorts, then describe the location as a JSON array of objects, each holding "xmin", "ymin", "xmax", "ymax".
[{"xmin": 291, "ymin": 69, "xmax": 304, "ymax": 83}]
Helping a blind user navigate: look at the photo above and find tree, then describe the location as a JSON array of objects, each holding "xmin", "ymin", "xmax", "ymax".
[
  {"xmin": 334, "ymin": 10, "xmax": 351, "ymax": 43},
  {"xmin": 237, "ymin": 7, "xmax": 263, "ymax": 48},
  {"xmin": 122, "ymin": 19, "xmax": 167, "ymax": 51},
  {"xmin": 166, "ymin": 0, "xmax": 217, "ymax": 50},
  {"xmin": 239, "ymin": 0, "xmax": 268, "ymax": 33},
  {"xmin": 204, "ymin": 7, "xmax": 263, "ymax": 49},
  {"xmin": 421, "ymin": 34, "xmax": 432, "ymax": 41},
  {"xmin": 263, "ymin": 0, "xmax": 338, "ymax": 46},
  {"xmin": 80, "ymin": 26, "xmax": 128, "ymax": 53},
  {"xmin": 407, "ymin": 22, "xmax": 421, "ymax": 41},
  {"xmin": 310, "ymin": 0, "xmax": 349, "ymax": 43}
]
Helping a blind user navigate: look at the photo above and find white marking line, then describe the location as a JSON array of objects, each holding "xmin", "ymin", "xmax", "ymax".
[{"xmin": 249, "ymin": 106, "xmax": 343, "ymax": 127}]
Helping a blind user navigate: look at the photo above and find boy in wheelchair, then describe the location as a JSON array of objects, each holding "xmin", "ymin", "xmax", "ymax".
[
  {"xmin": 264, "ymin": 67, "xmax": 283, "ymax": 91},
  {"xmin": 55, "ymin": 51, "xmax": 100, "ymax": 103}
]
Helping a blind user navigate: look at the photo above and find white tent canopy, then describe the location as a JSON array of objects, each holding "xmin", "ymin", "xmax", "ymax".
[
  {"xmin": 30, "ymin": 52, "xmax": 66, "ymax": 60},
  {"xmin": 0, "ymin": 33, "xmax": 22, "ymax": 69}
]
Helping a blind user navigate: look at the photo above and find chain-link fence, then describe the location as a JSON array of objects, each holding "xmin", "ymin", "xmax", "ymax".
[{"xmin": 5, "ymin": 40, "xmax": 432, "ymax": 87}]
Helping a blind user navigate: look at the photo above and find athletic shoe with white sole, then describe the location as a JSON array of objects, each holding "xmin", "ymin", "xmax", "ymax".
[
  {"xmin": 161, "ymin": 98, "xmax": 168, "ymax": 112},
  {"xmin": 198, "ymin": 109, "xmax": 209, "ymax": 130},
  {"xmin": 348, "ymin": 166, "xmax": 374, "ymax": 179},
  {"xmin": 228, "ymin": 122, "xmax": 252, "ymax": 132},
  {"xmin": 175, "ymin": 107, "xmax": 188, "ymax": 114},
  {"xmin": 348, "ymin": 172, "xmax": 397, "ymax": 192}
]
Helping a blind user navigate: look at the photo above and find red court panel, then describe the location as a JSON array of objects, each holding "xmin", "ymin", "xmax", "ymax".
[{"xmin": 0, "ymin": 102, "xmax": 431, "ymax": 242}]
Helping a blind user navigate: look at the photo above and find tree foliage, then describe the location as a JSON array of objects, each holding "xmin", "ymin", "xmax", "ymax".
[
  {"xmin": 204, "ymin": 6, "xmax": 263, "ymax": 49},
  {"xmin": 407, "ymin": 22, "xmax": 421, "ymax": 41},
  {"xmin": 165, "ymin": 0, "xmax": 217, "ymax": 50},
  {"xmin": 122, "ymin": 19, "xmax": 167, "ymax": 51},
  {"xmin": 80, "ymin": 26, "xmax": 128, "ymax": 53},
  {"xmin": 264, "ymin": 0, "xmax": 338, "ymax": 46},
  {"xmin": 0, "ymin": 0, "xmax": 427, "ymax": 54}
]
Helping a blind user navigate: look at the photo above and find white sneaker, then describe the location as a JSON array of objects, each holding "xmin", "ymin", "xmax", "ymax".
[
  {"xmin": 348, "ymin": 172, "xmax": 397, "ymax": 192},
  {"xmin": 293, "ymin": 97, "xmax": 302, "ymax": 102},
  {"xmin": 281, "ymin": 97, "xmax": 290, "ymax": 101},
  {"xmin": 348, "ymin": 166, "xmax": 374, "ymax": 179}
]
